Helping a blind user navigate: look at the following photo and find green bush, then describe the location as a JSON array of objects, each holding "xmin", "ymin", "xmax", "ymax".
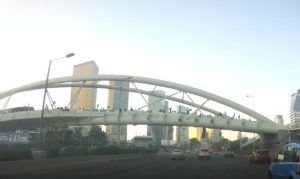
[
  {"xmin": 75, "ymin": 146, "xmax": 88, "ymax": 156},
  {"xmin": 47, "ymin": 147, "xmax": 60, "ymax": 158},
  {"xmin": 18, "ymin": 147, "xmax": 32, "ymax": 159},
  {"xmin": 87, "ymin": 145, "xmax": 158, "ymax": 155},
  {"xmin": 59, "ymin": 146, "xmax": 77, "ymax": 157},
  {"xmin": 0, "ymin": 144, "xmax": 159, "ymax": 161},
  {"xmin": 0, "ymin": 145, "xmax": 32, "ymax": 161},
  {"xmin": 0, "ymin": 148, "xmax": 17, "ymax": 161}
]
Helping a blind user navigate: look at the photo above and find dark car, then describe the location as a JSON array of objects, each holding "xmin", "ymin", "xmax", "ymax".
[
  {"xmin": 268, "ymin": 141, "xmax": 300, "ymax": 179},
  {"xmin": 249, "ymin": 150, "xmax": 271, "ymax": 164}
]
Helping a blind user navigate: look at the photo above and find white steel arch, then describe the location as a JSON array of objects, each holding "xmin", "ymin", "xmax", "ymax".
[{"xmin": 0, "ymin": 75, "xmax": 276, "ymax": 124}]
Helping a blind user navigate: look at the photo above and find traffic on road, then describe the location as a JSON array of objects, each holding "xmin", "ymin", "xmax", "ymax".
[{"xmin": 0, "ymin": 151, "xmax": 270, "ymax": 179}]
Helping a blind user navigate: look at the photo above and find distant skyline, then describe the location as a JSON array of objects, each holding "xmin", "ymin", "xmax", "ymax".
[{"xmin": 0, "ymin": 0, "xmax": 299, "ymax": 140}]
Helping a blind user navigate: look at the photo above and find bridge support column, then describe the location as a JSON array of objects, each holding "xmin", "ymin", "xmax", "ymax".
[
  {"xmin": 259, "ymin": 130, "xmax": 289, "ymax": 157},
  {"xmin": 202, "ymin": 127, "xmax": 207, "ymax": 141}
]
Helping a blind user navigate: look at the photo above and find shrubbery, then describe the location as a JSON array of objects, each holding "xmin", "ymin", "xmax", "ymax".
[
  {"xmin": 88, "ymin": 145, "xmax": 158, "ymax": 155},
  {"xmin": 75, "ymin": 146, "xmax": 89, "ymax": 156},
  {"xmin": 47, "ymin": 147, "xmax": 60, "ymax": 158},
  {"xmin": 0, "ymin": 144, "xmax": 158, "ymax": 161},
  {"xmin": 0, "ymin": 145, "xmax": 32, "ymax": 161}
]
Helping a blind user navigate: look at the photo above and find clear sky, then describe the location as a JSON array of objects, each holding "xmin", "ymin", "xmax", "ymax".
[{"xmin": 0, "ymin": 0, "xmax": 299, "ymax": 140}]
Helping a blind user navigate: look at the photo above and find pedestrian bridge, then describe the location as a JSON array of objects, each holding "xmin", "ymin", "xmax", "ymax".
[
  {"xmin": 0, "ymin": 74, "xmax": 286, "ymax": 133},
  {"xmin": 0, "ymin": 109, "xmax": 282, "ymax": 133}
]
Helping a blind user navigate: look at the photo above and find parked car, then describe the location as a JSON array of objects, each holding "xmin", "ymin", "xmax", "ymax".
[
  {"xmin": 198, "ymin": 149, "xmax": 211, "ymax": 160},
  {"xmin": 268, "ymin": 141, "xmax": 300, "ymax": 179},
  {"xmin": 224, "ymin": 150, "xmax": 234, "ymax": 158},
  {"xmin": 170, "ymin": 149, "xmax": 185, "ymax": 160},
  {"xmin": 249, "ymin": 150, "xmax": 271, "ymax": 164}
]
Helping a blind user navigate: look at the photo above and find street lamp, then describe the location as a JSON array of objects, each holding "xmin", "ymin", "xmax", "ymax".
[
  {"xmin": 246, "ymin": 94, "xmax": 256, "ymax": 152},
  {"xmin": 39, "ymin": 53, "xmax": 75, "ymax": 146}
]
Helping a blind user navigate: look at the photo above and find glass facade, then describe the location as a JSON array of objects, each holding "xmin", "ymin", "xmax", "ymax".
[
  {"xmin": 70, "ymin": 61, "xmax": 98, "ymax": 109},
  {"xmin": 106, "ymin": 81, "xmax": 129, "ymax": 143},
  {"xmin": 147, "ymin": 90, "xmax": 169, "ymax": 146},
  {"xmin": 290, "ymin": 90, "xmax": 300, "ymax": 128},
  {"xmin": 274, "ymin": 115, "xmax": 284, "ymax": 126},
  {"xmin": 176, "ymin": 105, "xmax": 189, "ymax": 146}
]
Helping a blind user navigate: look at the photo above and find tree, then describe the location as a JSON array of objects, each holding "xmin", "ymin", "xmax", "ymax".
[
  {"xmin": 44, "ymin": 128, "xmax": 79, "ymax": 147},
  {"xmin": 213, "ymin": 137, "xmax": 230, "ymax": 151},
  {"xmin": 63, "ymin": 130, "xmax": 76, "ymax": 146},
  {"xmin": 89, "ymin": 126, "xmax": 107, "ymax": 147},
  {"xmin": 230, "ymin": 137, "xmax": 249, "ymax": 151},
  {"xmin": 230, "ymin": 139, "xmax": 240, "ymax": 151},
  {"xmin": 189, "ymin": 138, "xmax": 200, "ymax": 149},
  {"xmin": 45, "ymin": 130, "xmax": 62, "ymax": 147}
]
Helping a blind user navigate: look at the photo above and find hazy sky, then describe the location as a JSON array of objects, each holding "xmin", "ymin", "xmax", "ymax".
[{"xmin": 0, "ymin": 0, "xmax": 299, "ymax": 140}]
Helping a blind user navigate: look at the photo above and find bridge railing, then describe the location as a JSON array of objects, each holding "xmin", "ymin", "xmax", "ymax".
[{"xmin": 0, "ymin": 109, "xmax": 283, "ymax": 133}]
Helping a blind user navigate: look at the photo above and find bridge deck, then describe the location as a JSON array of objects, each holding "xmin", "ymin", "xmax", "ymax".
[{"xmin": 0, "ymin": 109, "xmax": 283, "ymax": 133}]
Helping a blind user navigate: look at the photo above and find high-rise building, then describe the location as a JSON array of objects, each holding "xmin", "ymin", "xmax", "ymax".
[
  {"xmin": 210, "ymin": 129, "xmax": 221, "ymax": 143},
  {"xmin": 290, "ymin": 90, "xmax": 300, "ymax": 128},
  {"xmin": 106, "ymin": 81, "xmax": 129, "ymax": 143},
  {"xmin": 165, "ymin": 126, "xmax": 174, "ymax": 140},
  {"xmin": 176, "ymin": 105, "xmax": 207, "ymax": 145},
  {"xmin": 275, "ymin": 115, "xmax": 284, "ymax": 126},
  {"xmin": 237, "ymin": 131, "xmax": 242, "ymax": 140},
  {"xmin": 206, "ymin": 128, "xmax": 213, "ymax": 141},
  {"xmin": 147, "ymin": 90, "xmax": 169, "ymax": 146},
  {"xmin": 161, "ymin": 101, "xmax": 173, "ymax": 140},
  {"xmin": 176, "ymin": 105, "xmax": 189, "ymax": 146},
  {"xmin": 188, "ymin": 127, "xmax": 202, "ymax": 141},
  {"xmin": 70, "ymin": 61, "xmax": 98, "ymax": 109}
]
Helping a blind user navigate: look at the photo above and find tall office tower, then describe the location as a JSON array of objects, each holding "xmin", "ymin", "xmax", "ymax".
[
  {"xmin": 177, "ymin": 106, "xmax": 205, "ymax": 145},
  {"xmin": 106, "ymin": 81, "xmax": 129, "ymax": 143},
  {"xmin": 176, "ymin": 105, "xmax": 189, "ymax": 146},
  {"xmin": 210, "ymin": 129, "xmax": 221, "ymax": 143},
  {"xmin": 237, "ymin": 131, "xmax": 242, "ymax": 140},
  {"xmin": 188, "ymin": 127, "xmax": 202, "ymax": 141},
  {"xmin": 274, "ymin": 115, "xmax": 284, "ymax": 126},
  {"xmin": 290, "ymin": 90, "xmax": 300, "ymax": 128},
  {"xmin": 161, "ymin": 101, "xmax": 173, "ymax": 140},
  {"xmin": 147, "ymin": 90, "xmax": 167, "ymax": 146},
  {"xmin": 206, "ymin": 128, "xmax": 213, "ymax": 141},
  {"xmin": 70, "ymin": 61, "xmax": 99, "ymax": 109}
]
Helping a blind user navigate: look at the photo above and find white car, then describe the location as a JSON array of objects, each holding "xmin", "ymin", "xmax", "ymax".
[
  {"xmin": 198, "ymin": 149, "xmax": 211, "ymax": 160},
  {"xmin": 170, "ymin": 149, "xmax": 185, "ymax": 160}
]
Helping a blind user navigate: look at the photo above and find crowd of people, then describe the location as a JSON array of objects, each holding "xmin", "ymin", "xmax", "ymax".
[{"xmin": 54, "ymin": 105, "xmax": 252, "ymax": 122}]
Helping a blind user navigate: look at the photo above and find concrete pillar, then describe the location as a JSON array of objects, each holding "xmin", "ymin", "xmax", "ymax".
[
  {"xmin": 202, "ymin": 127, "xmax": 206, "ymax": 140},
  {"xmin": 259, "ymin": 130, "xmax": 289, "ymax": 157}
]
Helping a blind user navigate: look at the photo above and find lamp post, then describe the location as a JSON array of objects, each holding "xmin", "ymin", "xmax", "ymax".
[
  {"xmin": 39, "ymin": 53, "xmax": 75, "ymax": 147},
  {"xmin": 246, "ymin": 94, "xmax": 256, "ymax": 152}
]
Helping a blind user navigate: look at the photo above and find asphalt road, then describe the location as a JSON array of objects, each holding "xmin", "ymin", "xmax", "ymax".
[{"xmin": 0, "ymin": 153, "xmax": 269, "ymax": 179}]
